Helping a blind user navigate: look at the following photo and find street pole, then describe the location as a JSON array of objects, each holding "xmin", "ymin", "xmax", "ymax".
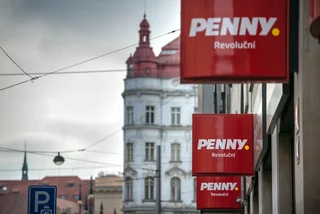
[{"xmin": 155, "ymin": 145, "xmax": 161, "ymax": 214}]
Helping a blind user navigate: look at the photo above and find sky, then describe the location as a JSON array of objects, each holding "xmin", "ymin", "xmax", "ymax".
[{"xmin": 0, "ymin": 0, "xmax": 180, "ymax": 180}]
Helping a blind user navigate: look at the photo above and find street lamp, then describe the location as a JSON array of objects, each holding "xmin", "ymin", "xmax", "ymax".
[
  {"xmin": 77, "ymin": 184, "xmax": 82, "ymax": 214},
  {"xmin": 53, "ymin": 152, "xmax": 65, "ymax": 165}
]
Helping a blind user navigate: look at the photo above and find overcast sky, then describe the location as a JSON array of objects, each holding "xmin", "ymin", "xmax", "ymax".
[{"xmin": 0, "ymin": 0, "xmax": 180, "ymax": 180}]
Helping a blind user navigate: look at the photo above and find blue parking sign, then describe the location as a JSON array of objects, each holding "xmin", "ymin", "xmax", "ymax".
[{"xmin": 28, "ymin": 185, "xmax": 57, "ymax": 214}]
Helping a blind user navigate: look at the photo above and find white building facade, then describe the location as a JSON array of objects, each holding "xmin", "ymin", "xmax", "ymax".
[{"xmin": 122, "ymin": 15, "xmax": 198, "ymax": 214}]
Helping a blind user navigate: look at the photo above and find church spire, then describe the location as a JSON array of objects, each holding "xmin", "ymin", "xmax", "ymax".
[{"xmin": 22, "ymin": 142, "xmax": 28, "ymax": 181}]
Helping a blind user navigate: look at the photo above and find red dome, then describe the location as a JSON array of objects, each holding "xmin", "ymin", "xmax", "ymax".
[{"xmin": 140, "ymin": 15, "xmax": 150, "ymax": 28}]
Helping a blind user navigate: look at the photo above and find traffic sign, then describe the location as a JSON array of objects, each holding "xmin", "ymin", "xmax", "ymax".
[{"xmin": 28, "ymin": 185, "xmax": 57, "ymax": 214}]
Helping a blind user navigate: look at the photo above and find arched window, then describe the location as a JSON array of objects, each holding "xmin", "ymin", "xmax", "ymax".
[
  {"xmin": 171, "ymin": 177, "xmax": 181, "ymax": 201},
  {"xmin": 143, "ymin": 35, "xmax": 146, "ymax": 42},
  {"xmin": 144, "ymin": 177, "xmax": 154, "ymax": 200},
  {"xmin": 125, "ymin": 177, "xmax": 133, "ymax": 201}
]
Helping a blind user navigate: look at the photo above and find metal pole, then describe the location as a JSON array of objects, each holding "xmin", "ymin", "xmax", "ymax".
[{"xmin": 155, "ymin": 145, "xmax": 161, "ymax": 214}]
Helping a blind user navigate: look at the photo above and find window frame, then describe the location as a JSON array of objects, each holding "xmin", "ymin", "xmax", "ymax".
[
  {"xmin": 170, "ymin": 143, "xmax": 181, "ymax": 162},
  {"xmin": 125, "ymin": 177, "xmax": 133, "ymax": 201},
  {"xmin": 126, "ymin": 106, "xmax": 134, "ymax": 125},
  {"xmin": 170, "ymin": 177, "xmax": 181, "ymax": 202},
  {"xmin": 145, "ymin": 142, "xmax": 155, "ymax": 161},
  {"xmin": 126, "ymin": 142, "xmax": 134, "ymax": 162},
  {"xmin": 128, "ymin": 64, "xmax": 134, "ymax": 77},
  {"xmin": 171, "ymin": 107, "xmax": 181, "ymax": 125},
  {"xmin": 145, "ymin": 106, "xmax": 155, "ymax": 124},
  {"xmin": 144, "ymin": 177, "xmax": 155, "ymax": 200}
]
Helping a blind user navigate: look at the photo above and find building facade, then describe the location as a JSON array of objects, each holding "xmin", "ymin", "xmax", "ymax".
[
  {"xmin": 122, "ymin": 15, "xmax": 198, "ymax": 214},
  {"xmin": 94, "ymin": 173, "xmax": 123, "ymax": 214}
]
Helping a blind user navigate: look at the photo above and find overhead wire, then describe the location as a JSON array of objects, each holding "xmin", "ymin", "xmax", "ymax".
[
  {"xmin": 0, "ymin": 46, "xmax": 33, "ymax": 79},
  {"xmin": 0, "ymin": 69, "xmax": 127, "ymax": 76},
  {"xmin": 0, "ymin": 84, "xmax": 195, "ymax": 164},
  {"xmin": 0, "ymin": 146, "xmax": 192, "ymax": 170},
  {"xmin": 84, "ymin": 85, "xmax": 195, "ymax": 150},
  {"xmin": 0, "ymin": 146, "xmax": 122, "ymax": 168},
  {"xmin": 0, "ymin": 29, "xmax": 180, "ymax": 92}
]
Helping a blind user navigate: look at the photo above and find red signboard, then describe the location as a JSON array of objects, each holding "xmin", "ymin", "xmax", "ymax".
[
  {"xmin": 192, "ymin": 114, "xmax": 254, "ymax": 176},
  {"xmin": 196, "ymin": 176, "xmax": 242, "ymax": 210},
  {"xmin": 181, "ymin": 0, "xmax": 289, "ymax": 83}
]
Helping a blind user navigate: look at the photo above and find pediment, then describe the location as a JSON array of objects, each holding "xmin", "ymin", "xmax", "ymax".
[
  {"xmin": 124, "ymin": 166, "xmax": 137, "ymax": 177},
  {"xmin": 165, "ymin": 166, "xmax": 187, "ymax": 177}
]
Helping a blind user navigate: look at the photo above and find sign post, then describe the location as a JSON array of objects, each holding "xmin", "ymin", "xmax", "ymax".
[{"xmin": 28, "ymin": 185, "xmax": 57, "ymax": 214}]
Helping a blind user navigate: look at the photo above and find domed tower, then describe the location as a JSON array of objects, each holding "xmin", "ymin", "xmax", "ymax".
[
  {"xmin": 126, "ymin": 15, "xmax": 157, "ymax": 78},
  {"xmin": 122, "ymin": 15, "xmax": 198, "ymax": 214}
]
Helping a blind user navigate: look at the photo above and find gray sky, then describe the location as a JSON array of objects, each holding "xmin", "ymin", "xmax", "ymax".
[{"xmin": 0, "ymin": 0, "xmax": 180, "ymax": 180}]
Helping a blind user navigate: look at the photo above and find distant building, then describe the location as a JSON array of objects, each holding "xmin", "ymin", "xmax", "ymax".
[
  {"xmin": 0, "ymin": 152, "xmax": 94, "ymax": 214},
  {"xmin": 94, "ymin": 173, "xmax": 123, "ymax": 214},
  {"xmin": 122, "ymin": 15, "xmax": 198, "ymax": 214}
]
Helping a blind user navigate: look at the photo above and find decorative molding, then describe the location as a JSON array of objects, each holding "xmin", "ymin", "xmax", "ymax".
[
  {"xmin": 165, "ymin": 166, "xmax": 187, "ymax": 176},
  {"xmin": 124, "ymin": 166, "xmax": 138, "ymax": 177}
]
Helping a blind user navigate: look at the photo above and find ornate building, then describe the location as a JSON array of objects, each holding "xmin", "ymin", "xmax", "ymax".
[{"xmin": 122, "ymin": 15, "xmax": 198, "ymax": 214}]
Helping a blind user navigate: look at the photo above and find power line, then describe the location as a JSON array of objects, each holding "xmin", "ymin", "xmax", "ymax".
[
  {"xmin": 0, "ymin": 146, "xmax": 123, "ymax": 168},
  {"xmin": 0, "ymin": 148, "xmax": 84, "ymax": 154},
  {"xmin": 0, "ymin": 69, "xmax": 127, "ymax": 76},
  {"xmin": 84, "ymin": 85, "xmax": 195, "ymax": 150},
  {"xmin": 0, "ymin": 146, "xmax": 192, "ymax": 170},
  {"xmin": 0, "ymin": 85, "xmax": 195, "ymax": 154},
  {"xmin": 0, "ymin": 46, "xmax": 33, "ymax": 79},
  {"xmin": 0, "ymin": 29, "xmax": 180, "ymax": 92},
  {"xmin": 0, "ymin": 165, "xmax": 116, "ymax": 172}
]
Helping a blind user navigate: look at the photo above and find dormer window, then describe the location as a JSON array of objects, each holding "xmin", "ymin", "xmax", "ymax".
[
  {"xmin": 161, "ymin": 50, "xmax": 177, "ymax": 55},
  {"xmin": 128, "ymin": 64, "xmax": 134, "ymax": 77}
]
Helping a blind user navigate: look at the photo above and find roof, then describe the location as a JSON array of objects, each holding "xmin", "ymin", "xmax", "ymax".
[
  {"xmin": 0, "ymin": 176, "xmax": 94, "ymax": 211},
  {"xmin": 157, "ymin": 36, "xmax": 180, "ymax": 65},
  {"xmin": 94, "ymin": 175, "xmax": 123, "ymax": 192},
  {"xmin": 0, "ymin": 191, "xmax": 79, "ymax": 214},
  {"xmin": 139, "ymin": 15, "xmax": 150, "ymax": 29},
  {"xmin": 161, "ymin": 36, "xmax": 180, "ymax": 50}
]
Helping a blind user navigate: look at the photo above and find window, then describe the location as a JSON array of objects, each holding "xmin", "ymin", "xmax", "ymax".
[
  {"xmin": 128, "ymin": 64, "xmax": 134, "ymax": 77},
  {"xmin": 60, "ymin": 195, "xmax": 67, "ymax": 200},
  {"xmin": 171, "ymin": 143, "xmax": 181, "ymax": 162},
  {"xmin": 126, "ymin": 106, "xmax": 134, "ymax": 125},
  {"xmin": 145, "ymin": 142, "xmax": 155, "ymax": 161},
  {"xmin": 171, "ymin": 177, "xmax": 181, "ymax": 201},
  {"xmin": 145, "ymin": 106, "xmax": 155, "ymax": 124},
  {"xmin": 125, "ymin": 177, "xmax": 133, "ymax": 201},
  {"xmin": 74, "ymin": 194, "xmax": 80, "ymax": 200},
  {"xmin": 126, "ymin": 143, "xmax": 133, "ymax": 162},
  {"xmin": 144, "ymin": 177, "xmax": 154, "ymax": 200},
  {"xmin": 171, "ymin": 107, "xmax": 181, "ymax": 125},
  {"xmin": 193, "ymin": 178, "xmax": 196, "ymax": 201},
  {"xmin": 161, "ymin": 50, "xmax": 177, "ymax": 55},
  {"xmin": 67, "ymin": 182, "xmax": 75, "ymax": 188}
]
